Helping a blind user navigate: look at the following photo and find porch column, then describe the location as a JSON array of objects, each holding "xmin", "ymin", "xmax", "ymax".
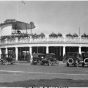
[
  {"xmin": 5, "ymin": 48, "xmax": 8, "ymax": 54},
  {"xmin": 30, "ymin": 46, "xmax": 32, "ymax": 63},
  {"xmin": 30, "ymin": 46, "xmax": 32, "ymax": 55},
  {"xmin": 46, "ymin": 46, "xmax": 49, "ymax": 54},
  {"xmin": 79, "ymin": 46, "xmax": 81, "ymax": 54},
  {"xmin": 15, "ymin": 47, "xmax": 18, "ymax": 61},
  {"xmin": 63, "ymin": 46, "xmax": 66, "ymax": 56}
]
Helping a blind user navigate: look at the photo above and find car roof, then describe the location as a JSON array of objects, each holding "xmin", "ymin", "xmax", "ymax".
[
  {"xmin": 46, "ymin": 53, "xmax": 55, "ymax": 55},
  {"xmin": 82, "ymin": 52, "xmax": 88, "ymax": 54},
  {"xmin": 32, "ymin": 53, "xmax": 45, "ymax": 58},
  {"xmin": 82, "ymin": 53, "xmax": 88, "ymax": 55},
  {"xmin": 67, "ymin": 52, "xmax": 79, "ymax": 54},
  {"xmin": 33, "ymin": 53, "xmax": 45, "ymax": 56},
  {"xmin": 68, "ymin": 52, "xmax": 78, "ymax": 53}
]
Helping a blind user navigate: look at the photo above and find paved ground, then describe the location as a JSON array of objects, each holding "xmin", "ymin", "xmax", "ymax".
[{"xmin": 0, "ymin": 61, "xmax": 88, "ymax": 87}]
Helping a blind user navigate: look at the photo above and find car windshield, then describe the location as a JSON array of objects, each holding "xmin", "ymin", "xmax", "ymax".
[
  {"xmin": 33, "ymin": 53, "xmax": 44, "ymax": 58},
  {"xmin": 68, "ymin": 52, "xmax": 78, "ymax": 56},
  {"xmin": 83, "ymin": 53, "xmax": 88, "ymax": 57},
  {"xmin": 45, "ymin": 54, "xmax": 55, "ymax": 58},
  {"xmin": 68, "ymin": 53, "xmax": 74, "ymax": 56}
]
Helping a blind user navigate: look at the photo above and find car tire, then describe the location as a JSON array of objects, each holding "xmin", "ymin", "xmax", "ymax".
[
  {"xmin": 74, "ymin": 63, "xmax": 77, "ymax": 67},
  {"xmin": 67, "ymin": 63, "xmax": 69, "ymax": 67},
  {"xmin": 31, "ymin": 62, "xmax": 34, "ymax": 65},
  {"xmin": 0, "ymin": 60, "xmax": 2, "ymax": 65},
  {"xmin": 82, "ymin": 63, "xmax": 85, "ymax": 67},
  {"xmin": 11, "ymin": 62, "xmax": 14, "ymax": 64},
  {"xmin": 4, "ymin": 62, "xmax": 8, "ymax": 65},
  {"xmin": 38, "ymin": 61, "xmax": 42, "ymax": 65},
  {"xmin": 49, "ymin": 61, "xmax": 52, "ymax": 66}
]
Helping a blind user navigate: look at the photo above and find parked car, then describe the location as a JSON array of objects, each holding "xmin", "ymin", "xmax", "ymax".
[
  {"xmin": 32, "ymin": 53, "xmax": 45, "ymax": 65},
  {"xmin": 0, "ymin": 54, "xmax": 16, "ymax": 65},
  {"xmin": 41, "ymin": 53, "xmax": 59, "ymax": 66},
  {"xmin": 81, "ymin": 52, "xmax": 88, "ymax": 67},
  {"xmin": 64, "ymin": 52, "xmax": 82, "ymax": 67}
]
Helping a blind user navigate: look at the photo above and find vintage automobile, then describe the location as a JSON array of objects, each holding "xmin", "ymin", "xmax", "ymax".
[
  {"xmin": 40, "ymin": 53, "xmax": 59, "ymax": 66},
  {"xmin": 32, "ymin": 53, "xmax": 45, "ymax": 65},
  {"xmin": 0, "ymin": 54, "xmax": 16, "ymax": 65},
  {"xmin": 81, "ymin": 52, "xmax": 88, "ymax": 67},
  {"xmin": 64, "ymin": 52, "xmax": 82, "ymax": 67}
]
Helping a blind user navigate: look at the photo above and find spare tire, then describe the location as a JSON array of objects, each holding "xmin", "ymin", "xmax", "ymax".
[
  {"xmin": 67, "ymin": 58, "xmax": 74, "ymax": 65},
  {"xmin": 84, "ymin": 58, "xmax": 88, "ymax": 65}
]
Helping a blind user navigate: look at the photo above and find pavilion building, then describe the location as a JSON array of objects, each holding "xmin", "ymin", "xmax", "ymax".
[{"xmin": 0, "ymin": 19, "xmax": 88, "ymax": 61}]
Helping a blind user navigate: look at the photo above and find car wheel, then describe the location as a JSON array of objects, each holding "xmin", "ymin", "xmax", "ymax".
[
  {"xmin": 3, "ymin": 60, "xmax": 8, "ymax": 65},
  {"xmin": 56, "ymin": 61, "xmax": 59, "ymax": 65},
  {"xmin": 74, "ymin": 63, "xmax": 76, "ymax": 67},
  {"xmin": 4, "ymin": 62, "xmax": 8, "ymax": 65},
  {"xmin": 49, "ymin": 61, "xmax": 52, "ymax": 66},
  {"xmin": 0, "ymin": 60, "xmax": 2, "ymax": 64},
  {"xmin": 82, "ymin": 63, "xmax": 85, "ymax": 67},
  {"xmin": 11, "ymin": 62, "xmax": 13, "ymax": 64},
  {"xmin": 67, "ymin": 63, "xmax": 69, "ymax": 67},
  {"xmin": 38, "ymin": 61, "xmax": 42, "ymax": 65},
  {"xmin": 31, "ymin": 62, "xmax": 34, "ymax": 65}
]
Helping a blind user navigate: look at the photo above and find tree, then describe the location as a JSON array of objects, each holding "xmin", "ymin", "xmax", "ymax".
[
  {"xmin": 81, "ymin": 33, "xmax": 88, "ymax": 38},
  {"xmin": 49, "ymin": 33, "xmax": 57, "ymax": 38},
  {"xmin": 57, "ymin": 33, "xmax": 62, "ymax": 37},
  {"xmin": 66, "ymin": 33, "xmax": 73, "ymax": 37},
  {"xmin": 73, "ymin": 33, "xmax": 78, "ymax": 37},
  {"xmin": 38, "ymin": 33, "xmax": 45, "ymax": 38},
  {"xmin": 32, "ymin": 33, "xmax": 37, "ymax": 38}
]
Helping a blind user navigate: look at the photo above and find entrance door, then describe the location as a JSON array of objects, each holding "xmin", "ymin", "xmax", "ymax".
[{"xmin": 18, "ymin": 47, "xmax": 29, "ymax": 61}]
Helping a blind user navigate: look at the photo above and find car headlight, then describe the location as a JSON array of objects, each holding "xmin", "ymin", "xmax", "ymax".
[{"xmin": 41, "ymin": 57, "xmax": 43, "ymax": 58}]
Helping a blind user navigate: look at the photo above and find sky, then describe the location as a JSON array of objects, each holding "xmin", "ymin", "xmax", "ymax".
[{"xmin": 0, "ymin": 1, "xmax": 88, "ymax": 36}]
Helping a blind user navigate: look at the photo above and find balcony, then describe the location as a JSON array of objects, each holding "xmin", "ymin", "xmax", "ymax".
[{"xmin": 0, "ymin": 37, "xmax": 88, "ymax": 45}]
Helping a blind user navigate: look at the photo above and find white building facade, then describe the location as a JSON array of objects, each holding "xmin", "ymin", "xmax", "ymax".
[{"xmin": 0, "ymin": 20, "xmax": 88, "ymax": 61}]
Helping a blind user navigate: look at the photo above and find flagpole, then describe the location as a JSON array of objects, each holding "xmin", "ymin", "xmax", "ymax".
[
  {"xmin": 17, "ymin": 0, "xmax": 18, "ymax": 20},
  {"xmin": 17, "ymin": 0, "xmax": 25, "ymax": 20},
  {"xmin": 79, "ymin": 28, "xmax": 80, "ymax": 37},
  {"xmin": 15, "ymin": 0, "xmax": 19, "ymax": 33}
]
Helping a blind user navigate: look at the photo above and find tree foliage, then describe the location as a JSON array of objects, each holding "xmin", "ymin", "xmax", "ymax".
[
  {"xmin": 32, "ymin": 33, "xmax": 45, "ymax": 39},
  {"xmin": 66, "ymin": 33, "xmax": 78, "ymax": 38},
  {"xmin": 49, "ymin": 33, "xmax": 62, "ymax": 38},
  {"xmin": 66, "ymin": 33, "xmax": 73, "ymax": 37},
  {"xmin": 81, "ymin": 33, "xmax": 88, "ymax": 38}
]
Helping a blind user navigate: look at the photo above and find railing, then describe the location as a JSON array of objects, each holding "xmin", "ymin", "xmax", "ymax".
[{"xmin": 1, "ymin": 37, "xmax": 88, "ymax": 45}]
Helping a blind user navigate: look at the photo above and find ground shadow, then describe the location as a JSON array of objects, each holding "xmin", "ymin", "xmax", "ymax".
[{"xmin": 0, "ymin": 78, "xmax": 88, "ymax": 87}]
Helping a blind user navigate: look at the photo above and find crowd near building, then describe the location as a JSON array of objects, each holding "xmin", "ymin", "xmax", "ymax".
[{"xmin": 0, "ymin": 19, "xmax": 88, "ymax": 62}]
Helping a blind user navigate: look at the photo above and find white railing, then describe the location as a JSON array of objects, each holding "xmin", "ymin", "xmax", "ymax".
[{"xmin": 1, "ymin": 37, "xmax": 88, "ymax": 45}]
